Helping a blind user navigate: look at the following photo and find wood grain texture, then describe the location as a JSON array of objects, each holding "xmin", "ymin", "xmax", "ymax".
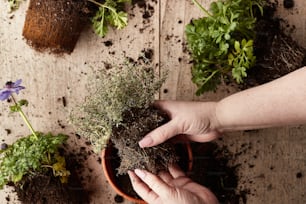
[{"xmin": 1, "ymin": 0, "xmax": 306, "ymax": 203}]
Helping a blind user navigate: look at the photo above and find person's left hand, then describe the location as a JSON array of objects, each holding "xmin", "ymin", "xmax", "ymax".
[{"xmin": 128, "ymin": 164, "xmax": 219, "ymax": 204}]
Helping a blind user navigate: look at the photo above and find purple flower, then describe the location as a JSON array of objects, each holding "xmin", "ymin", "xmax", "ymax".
[{"xmin": 0, "ymin": 79, "xmax": 25, "ymax": 101}]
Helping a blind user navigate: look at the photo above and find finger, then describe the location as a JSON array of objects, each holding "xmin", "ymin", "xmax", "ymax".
[
  {"xmin": 134, "ymin": 169, "xmax": 175, "ymax": 200},
  {"xmin": 158, "ymin": 170, "xmax": 174, "ymax": 184},
  {"xmin": 168, "ymin": 164, "xmax": 186, "ymax": 178},
  {"xmin": 128, "ymin": 171, "xmax": 159, "ymax": 202},
  {"xmin": 139, "ymin": 120, "xmax": 181, "ymax": 148}
]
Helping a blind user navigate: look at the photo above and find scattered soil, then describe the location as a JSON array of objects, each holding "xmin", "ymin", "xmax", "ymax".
[
  {"xmin": 190, "ymin": 142, "xmax": 248, "ymax": 204},
  {"xmin": 22, "ymin": 0, "xmax": 90, "ymax": 54},
  {"xmin": 111, "ymin": 107, "xmax": 179, "ymax": 175},
  {"xmin": 131, "ymin": 0, "xmax": 155, "ymax": 27},
  {"xmin": 241, "ymin": 2, "xmax": 306, "ymax": 88},
  {"xmin": 283, "ymin": 0, "xmax": 294, "ymax": 8}
]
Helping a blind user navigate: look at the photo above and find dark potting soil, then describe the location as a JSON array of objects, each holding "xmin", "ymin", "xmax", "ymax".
[
  {"xmin": 111, "ymin": 106, "xmax": 179, "ymax": 175},
  {"xmin": 190, "ymin": 142, "xmax": 248, "ymax": 204},
  {"xmin": 108, "ymin": 138, "xmax": 191, "ymax": 199},
  {"xmin": 22, "ymin": 0, "xmax": 90, "ymax": 54},
  {"xmin": 108, "ymin": 103, "xmax": 243, "ymax": 203},
  {"xmin": 241, "ymin": 2, "xmax": 306, "ymax": 88},
  {"xmin": 9, "ymin": 147, "xmax": 90, "ymax": 204},
  {"xmin": 283, "ymin": 0, "xmax": 294, "ymax": 9}
]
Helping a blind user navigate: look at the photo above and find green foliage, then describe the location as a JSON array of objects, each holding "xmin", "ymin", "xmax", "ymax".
[
  {"xmin": 7, "ymin": 0, "xmax": 23, "ymax": 11},
  {"xmin": 228, "ymin": 39, "xmax": 256, "ymax": 83},
  {"xmin": 50, "ymin": 152, "xmax": 71, "ymax": 183},
  {"xmin": 71, "ymin": 61, "xmax": 166, "ymax": 151},
  {"xmin": 10, "ymin": 99, "xmax": 28, "ymax": 112},
  {"xmin": 0, "ymin": 132, "xmax": 69, "ymax": 189},
  {"xmin": 90, "ymin": 0, "xmax": 130, "ymax": 37},
  {"xmin": 185, "ymin": 0, "xmax": 264, "ymax": 95}
]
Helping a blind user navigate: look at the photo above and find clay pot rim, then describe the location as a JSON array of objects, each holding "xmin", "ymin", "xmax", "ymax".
[{"xmin": 101, "ymin": 141, "xmax": 193, "ymax": 204}]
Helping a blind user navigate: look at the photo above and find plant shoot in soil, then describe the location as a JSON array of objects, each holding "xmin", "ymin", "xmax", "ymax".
[
  {"xmin": 71, "ymin": 60, "xmax": 179, "ymax": 174},
  {"xmin": 0, "ymin": 79, "xmax": 70, "ymax": 189},
  {"xmin": 185, "ymin": 0, "xmax": 264, "ymax": 94}
]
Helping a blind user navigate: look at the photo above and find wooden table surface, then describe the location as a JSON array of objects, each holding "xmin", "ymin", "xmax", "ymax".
[{"xmin": 0, "ymin": 0, "xmax": 306, "ymax": 203}]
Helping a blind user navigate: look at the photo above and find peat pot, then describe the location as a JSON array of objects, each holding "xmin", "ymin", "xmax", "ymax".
[{"xmin": 22, "ymin": 0, "xmax": 89, "ymax": 54}]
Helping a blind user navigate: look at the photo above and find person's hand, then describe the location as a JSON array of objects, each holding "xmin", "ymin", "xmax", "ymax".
[
  {"xmin": 128, "ymin": 164, "xmax": 219, "ymax": 204},
  {"xmin": 139, "ymin": 100, "xmax": 221, "ymax": 148}
]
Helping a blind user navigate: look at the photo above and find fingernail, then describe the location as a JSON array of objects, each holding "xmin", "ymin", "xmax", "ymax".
[
  {"xmin": 135, "ymin": 169, "xmax": 146, "ymax": 179},
  {"xmin": 127, "ymin": 171, "xmax": 136, "ymax": 182},
  {"xmin": 139, "ymin": 136, "xmax": 153, "ymax": 148}
]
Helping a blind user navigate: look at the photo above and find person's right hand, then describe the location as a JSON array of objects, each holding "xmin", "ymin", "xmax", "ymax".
[
  {"xmin": 139, "ymin": 100, "xmax": 221, "ymax": 148},
  {"xmin": 128, "ymin": 164, "xmax": 219, "ymax": 204}
]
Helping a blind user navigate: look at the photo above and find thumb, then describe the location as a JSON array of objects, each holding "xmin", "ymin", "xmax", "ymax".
[{"xmin": 139, "ymin": 120, "xmax": 181, "ymax": 148}]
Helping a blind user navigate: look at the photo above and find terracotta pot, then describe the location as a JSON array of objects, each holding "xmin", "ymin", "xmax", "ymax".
[
  {"xmin": 22, "ymin": 0, "xmax": 89, "ymax": 53},
  {"xmin": 102, "ymin": 142, "xmax": 193, "ymax": 204}
]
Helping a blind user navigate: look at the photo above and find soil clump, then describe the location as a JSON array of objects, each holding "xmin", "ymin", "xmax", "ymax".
[
  {"xmin": 111, "ymin": 107, "xmax": 179, "ymax": 175},
  {"xmin": 242, "ymin": 2, "xmax": 306, "ymax": 88},
  {"xmin": 8, "ymin": 145, "xmax": 90, "ymax": 204}
]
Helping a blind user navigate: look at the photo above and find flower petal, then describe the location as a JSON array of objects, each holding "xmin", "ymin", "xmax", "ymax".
[
  {"xmin": 14, "ymin": 79, "xmax": 22, "ymax": 87},
  {"xmin": 0, "ymin": 90, "xmax": 12, "ymax": 101},
  {"xmin": 13, "ymin": 86, "xmax": 25, "ymax": 94}
]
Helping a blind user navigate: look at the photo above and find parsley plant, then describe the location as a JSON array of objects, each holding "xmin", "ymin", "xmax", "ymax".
[
  {"xmin": 89, "ymin": 0, "xmax": 130, "ymax": 37},
  {"xmin": 185, "ymin": 0, "xmax": 263, "ymax": 95}
]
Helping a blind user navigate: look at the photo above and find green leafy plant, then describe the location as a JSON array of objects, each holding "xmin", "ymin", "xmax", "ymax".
[
  {"xmin": 0, "ymin": 80, "xmax": 69, "ymax": 189},
  {"xmin": 71, "ymin": 61, "xmax": 166, "ymax": 152},
  {"xmin": 6, "ymin": 0, "xmax": 130, "ymax": 37},
  {"xmin": 89, "ymin": 0, "xmax": 130, "ymax": 37},
  {"xmin": 185, "ymin": 0, "xmax": 263, "ymax": 95},
  {"xmin": 71, "ymin": 60, "xmax": 180, "ymax": 176}
]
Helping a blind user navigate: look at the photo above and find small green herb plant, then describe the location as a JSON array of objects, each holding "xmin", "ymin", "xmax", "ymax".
[
  {"xmin": 0, "ymin": 80, "xmax": 70, "ymax": 189},
  {"xmin": 71, "ymin": 61, "xmax": 166, "ymax": 152},
  {"xmin": 185, "ymin": 0, "xmax": 264, "ymax": 95},
  {"xmin": 7, "ymin": 0, "xmax": 130, "ymax": 37},
  {"xmin": 89, "ymin": 0, "xmax": 130, "ymax": 37}
]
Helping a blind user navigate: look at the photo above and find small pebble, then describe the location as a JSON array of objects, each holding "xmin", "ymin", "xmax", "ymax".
[
  {"xmin": 283, "ymin": 0, "xmax": 294, "ymax": 9},
  {"xmin": 1, "ymin": 143, "xmax": 8, "ymax": 150},
  {"xmin": 296, "ymin": 172, "xmax": 303, "ymax": 178},
  {"xmin": 114, "ymin": 194, "xmax": 124, "ymax": 203}
]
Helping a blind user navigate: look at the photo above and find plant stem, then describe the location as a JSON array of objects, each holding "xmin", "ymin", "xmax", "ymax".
[
  {"xmin": 11, "ymin": 96, "xmax": 38, "ymax": 139},
  {"xmin": 191, "ymin": 0, "xmax": 213, "ymax": 17},
  {"xmin": 87, "ymin": 0, "xmax": 117, "ymax": 14}
]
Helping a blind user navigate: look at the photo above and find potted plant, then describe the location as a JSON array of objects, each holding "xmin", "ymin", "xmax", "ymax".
[
  {"xmin": 71, "ymin": 60, "xmax": 193, "ymax": 203},
  {"xmin": 0, "ymin": 79, "xmax": 89, "ymax": 203},
  {"xmin": 6, "ymin": 0, "xmax": 130, "ymax": 53},
  {"xmin": 185, "ymin": 0, "xmax": 306, "ymax": 95}
]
